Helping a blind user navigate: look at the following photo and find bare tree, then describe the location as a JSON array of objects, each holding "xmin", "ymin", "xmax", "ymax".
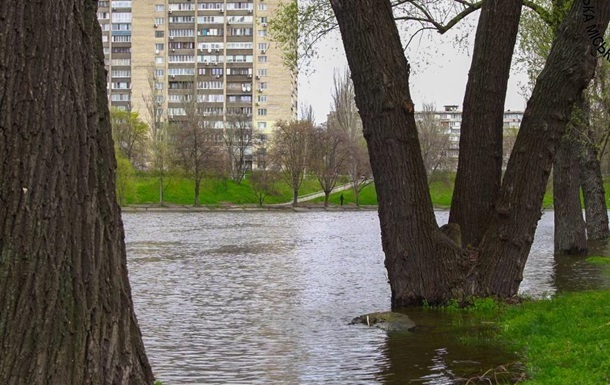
[
  {"xmin": 416, "ymin": 103, "xmax": 452, "ymax": 180},
  {"xmin": 271, "ymin": 120, "xmax": 314, "ymax": 206},
  {"xmin": 170, "ymin": 81, "xmax": 222, "ymax": 206},
  {"xmin": 309, "ymin": 124, "xmax": 350, "ymax": 207},
  {"xmin": 110, "ymin": 107, "xmax": 150, "ymax": 169},
  {"xmin": 331, "ymin": 68, "xmax": 360, "ymax": 142},
  {"xmin": 250, "ymin": 169, "xmax": 280, "ymax": 206},
  {"xmin": 223, "ymin": 111, "xmax": 254, "ymax": 184},
  {"xmin": 346, "ymin": 139, "xmax": 372, "ymax": 207},
  {"xmin": 143, "ymin": 65, "xmax": 172, "ymax": 205}
]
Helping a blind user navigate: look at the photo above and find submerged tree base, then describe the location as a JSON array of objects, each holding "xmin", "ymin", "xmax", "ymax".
[{"xmin": 350, "ymin": 311, "xmax": 416, "ymax": 332}]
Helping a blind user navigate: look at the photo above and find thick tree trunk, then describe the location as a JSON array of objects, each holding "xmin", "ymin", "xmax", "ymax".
[
  {"xmin": 324, "ymin": 191, "xmax": 330, "ymax": 207},
  {"xmin": 578, "ymin": 98, "xmax": 610, "ymax": 240},
  {"xmin": 292, "ymin": 189, "xmax": 298, "ymax": 206},
  {"xmin": 331, "ymin": 0, "xmax": 470, "ymax": 307},
  {"xmin": 476, "ymin": 2, "xmax": 609, "ymax": 297},
  {"xmin": 449, "ymin": 0, "xmax": 523, "ymax": 247},
  {"xmin": 553, "ymin": 123, "xmax": 588, "ymax": 255},
  {"xmin": 0, "ymin": 1, "xmax": 154, "ymax": 384}
]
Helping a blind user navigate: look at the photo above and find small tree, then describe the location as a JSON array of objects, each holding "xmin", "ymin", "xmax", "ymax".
[
  {"xmin": 271, "ymin": 120, "xmax": 314, "ymax": 206},
  {"xmin": 416, "ymin": 102, "xmax": 452, "ymax": 181},
  {"xmin": 115, "ymin": 148, "xmax": 136, "ymax": 206},
  {"xmin": 170, "ymin": 82, "xmax": 221, "ymax": 206},
  {"xmin": 110, "ymin": 107, "xmax": 150, "ymax": 169},
  {"xmin": 346, "ymin": 139, "xmax": 372, "ymax": 207},
  {"xmin": 223, "ymin": 111, "xmax": 253, "ymax": 184},
  {"xmin": 250, "ymin": 169, "xmax": 280, "ymax": 206},
  {"xmin": 309, "ymin": 124, "xmax": 350, "ymax": 207}
]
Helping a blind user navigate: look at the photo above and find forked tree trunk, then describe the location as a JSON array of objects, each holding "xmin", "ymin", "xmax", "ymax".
[
  {"xmin": 476, "ymin": 2, "xmax": 609, "ymax": 297},
  {"xmin": 553, "ymin": 123, "xmax": 588, "ymax": 255},
  {"xmin": 450, "ymin": 0, "xmax": 523, "ymax": 247},
  {"xmin": 331, "ymin": 0, "xmax": 610, "ymax": 305},
  {"xmin": 0, "ymin": 1, "xmax": 154, "ymax": 384}
]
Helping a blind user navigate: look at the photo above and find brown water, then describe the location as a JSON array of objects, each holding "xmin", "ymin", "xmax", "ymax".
[{"xmin": 123, "ymin": 211, "xmax": 610, "ymax": 384}]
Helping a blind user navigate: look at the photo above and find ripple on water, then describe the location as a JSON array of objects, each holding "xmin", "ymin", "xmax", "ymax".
[{"xmin": 123, "ymin": 210, "xmax": 610, "ymax": 384}]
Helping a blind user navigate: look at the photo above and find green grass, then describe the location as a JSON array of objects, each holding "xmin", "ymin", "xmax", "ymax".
[
  {"xmin": 123, "ymin": 174, "xmax": 322, "ymax": 205},
  {"xmin": 498, "ymin": 291, "xmax": 610, "ymax": 384},
  {"xmin": 586, "ymin": 256, "xmax": 610, "ymax": 265}
]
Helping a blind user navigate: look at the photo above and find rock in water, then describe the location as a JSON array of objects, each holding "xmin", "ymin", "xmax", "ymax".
[{"xmin": 349, "ymin": 311, "xmax": 416, "ymax": 332}]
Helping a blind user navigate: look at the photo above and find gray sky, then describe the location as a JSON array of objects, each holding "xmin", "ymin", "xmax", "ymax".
[{"xmin": 298, "ymin": 26, "xmax": 529, "ymax": 124}]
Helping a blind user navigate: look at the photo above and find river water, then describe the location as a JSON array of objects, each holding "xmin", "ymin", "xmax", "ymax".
[{"xmin": 123, "ymin": 211, "xmax": 610, "ymax": 384}]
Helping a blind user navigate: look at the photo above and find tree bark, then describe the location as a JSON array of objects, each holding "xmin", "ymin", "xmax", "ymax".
[
  {"xmin": 0, "ymin": 1, "xmax": 154, "ymax": 384},
  {"xmin": 579, "ymin": 98, "xmax": 610, "ymax": 240},
  {"xmin": 331, "ymin": 0, "xmax": 470, "ymax": 307},
  {"xmin": 553, "ymin": 122, "xmax": 588, "ymax": 255},
  {"xmin": 476, "ymin": 1, "xmax": 609, "ymax": 297},
  {"xmin": 449, "ymin": 0, "xmax": 523, "ymax": 247},
  {"xmin": 332, "ymin": 0, "xmax": 609, "ymax": 304},
  {"xmin": 324, "ymin": 191, "xmax": 330, "ymax": 207},
  {"xmin": 292, "ymin": 188, "xmax": 298, "ymax": 206},
  {"xmin": 195, "ymin": 179, "xmax": 201, "ymax": 206}
]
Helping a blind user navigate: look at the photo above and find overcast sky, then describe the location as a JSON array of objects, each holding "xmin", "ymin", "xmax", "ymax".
[{"xmin": 298, "ymin": 23, "xmax": 529, "ymax": 124}]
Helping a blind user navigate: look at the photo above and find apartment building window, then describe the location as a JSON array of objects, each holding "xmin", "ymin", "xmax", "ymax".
[
  {"xmin": 259, "ymin": 17, "xmax": 268, "ymax": 23},
  {"xmin": 167, "ymin": 108, "xmax": 186, "ymax": 116},
  {"xmin": 257, "ymin": 122, "xmax": 267, "ymax": 129},
  {"xmin": 258, "ymin": 4, "xmax": 267, "ymax": 11},
  {"xmin": 155, "ymin": 31, "xmax": 164, "ymax": 38},
  {"xmin": 155, "ymin": 43, "xmax": 164, "ymax": 51},
  {"xmin": 111, "ymin": 47, "xmax": 131, "ymax": 53},
  {"xmin": 226, "ymin": 2, "xmax": 253, "ymax": 10},
  {"xmin": 154, "ymin": 69, "xmax": 164, "ymax": 78},
  {"xmin": 198, "ymin": 94, "xmax": 224, "ymax": 103},
  {"xmin": 169, "ymin": 16, "xmax": 195, "ymax": 23},
  {"xmin": 258, "ymin": 82, "xmax": 268, "ymax": 90},
  {"xmin": 257, "ymin": 69, "xmax": 267, "ymax": 77},
  {"xmin": 226, "ymin": 42, "xmax": 252, "ymax": 50},
  {"xmin": 198, "ymin": 16, "xmax": 224, "ymax": 24},
  {"xmin": 111, "ymin": 12, "xmax": 131, "ymax": 22},
  {"xmin": 154, "ymin": 17, "xmax": 164, "ymax": 25},
  {"xmin": 257, "ymin": 95, "xmax": 267, "ymax": 102},
  {"xmin": 111, "ymin": 93, "xmax": 131, "ymax": 101},
  {"xmin": 155, "ymin": 4, "xmax": 165, "ymax": 11},
  {"xmin": 198, "ymin": 42, "xmax": 224, "ymax": 50},
  {"xmin": 168, "ymin": 68, "xmax": 195, "ymax": 76},
  {"xmin": 258, "ymin": 56, "xmax": 268, "ymax": 63},
  {"xmin": 112, "ymin": 35, "xmax": 131, "ymax": 43},
  {"xmin": 102, "ymin": 35, "xmax": 108, "ymax": 42},
  {"xmin": 112, "ymin": 58, "xmax": 131, "ymax": 66},
  {"xmin": 103, "ymin": 47, "xmax": 110, "ymax": 55},
  {"xmin": 156, "ymin": 108, "xmax": 163, "ymax": 116},
  {"xmin": 227, "ymin": 16, "xmax": 253, "ymax": 23},
  {"xmin": 227, "ymin": 107, "xmax": 252, "ymax": 115},
  {"xmin": 197, "ymin": 81, "xmax": 223, "ymax": 89},
  {"xmin": 111, "ymin": 70, "xmax": 131, "ymax": 77},
  {"xmin": 112, "ymin": 23, "xmax": 131, "ymax": 31},
  {"xmin": 226, "ymin": 55, "xmax": 253, "ymax": 63},
  {"xmin": 198, "ymin": 2, "xmax": 223, "ymax": 10},
  {"xmin": 258, "ymin": 43, "xmax": 268, "ymax": 51},
  {"xmin": 169, "ymin": 81, "xmax": 194, "ymax": 90},
  {"xmin": 112, "ymin": 1, "xmax": 132, "ymax": 8},
  {"xmin": 97, "ymin": 12, "xmax": 109, "ymax": 20},
  {"xmin": 101, "ymin": 24, "xmax": 110, "ymax": 31},
  {"xmin": 258, "ymin": 109, "xmax": 267, "ymax": 116},
  {"xmin": 198, "ymin": 68, "xmax": 206, "ymax": 75},
  {"xmin": 200, "ymin": 28, "xmax": 223, "ymax": 36},
  {"xmin": 168, "ymin": 55, "xmax": 195, "ymax": 63},
  {"xmin": 227, "ymin": 68, "xmax": 249, "ymax": 76},
  {"xmin": 169, "ymin": 29, "xmax": 195, "ymax": 37},
  {"xmin": 197, "ymin": 55, "xmax": 224, "ymax": 63},
  {"xmin": 98, "ymin": 1, "xmax": 109, "ymax": 7},
  {"xmin": 258, "ymin": 30, "xmax": 267, "ymax": 37},
  {"xmin": 112, "ymin": 82, "xmax": 130, "ymax": 90},
  {"xmin": 211, "ymin": 68, "xmax": 224, "ymax": 75},
  {"xmin": 169, "ymin": 42, "xmax": 195, "ymax": 50},
  {"xmin": 229, "ymin": 28, "xmax": 253, "ymax": 36},
  {"xmin": 155, "ymin": 82, "xmax": 164, "ymax": 90},
  {"xmin": 168, "ymin": 3, "xmax": 195, "ymax": 11},
  {"xmin": 155, "ymin": 57, "xmax": 164, "ymax": 64}
]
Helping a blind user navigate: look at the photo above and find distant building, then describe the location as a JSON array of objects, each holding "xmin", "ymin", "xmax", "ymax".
[
  {"xmin": 96, "ymin": 0, "xmax": 298, "ymax": 135},
  {"xmin": 327, "ymin": 104, "xmax": 524, "ymax": 165}
]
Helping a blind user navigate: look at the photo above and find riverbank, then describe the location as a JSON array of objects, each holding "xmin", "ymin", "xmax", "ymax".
[
  {"xmin": 121, "ymin": 203, "xmax": 379, "ymax": 212},
  {"xmin": 497, "ymin": 288, "xmax": 610, "ymax": 384}
]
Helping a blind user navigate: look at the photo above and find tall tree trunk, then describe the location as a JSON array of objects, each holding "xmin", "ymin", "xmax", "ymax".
[
  {"xmin": 578, "ymin": 97, "xmax": 610, "ymax": 240},
  {"xmin": 324, "ymin": 191, "xmax": 330, "ymax": 207},
  {"xmin": 449, "ymin": 0, "xmax": 523, "ymax": 247},
  {"xmin": 0, "ymin": 1, "xmax": 154, "ymax": 384},
  {"xmin": 331, "ymin": 0, "xmax": 470, "ymax": 307},
  {"xmin": 476, "ymin": 1, "xmax": 609, "ymax": 297},
  {"xmin": 553, "ymin": 121, "xmax": 588, "ymax": 255}
]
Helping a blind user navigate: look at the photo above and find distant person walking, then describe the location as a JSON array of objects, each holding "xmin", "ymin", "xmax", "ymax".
[{"xmin": 340, "ymin": 194, "xmax": 345, "ymax": 206}]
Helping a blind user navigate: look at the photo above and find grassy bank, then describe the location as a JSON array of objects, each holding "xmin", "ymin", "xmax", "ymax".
[
  {"xmin": 123, "ymin": 174, "xmax": 322, "ymax": 205},
  {"xmin": 498, "ymin": 290, "xmax": 610, "ymax": 384}
]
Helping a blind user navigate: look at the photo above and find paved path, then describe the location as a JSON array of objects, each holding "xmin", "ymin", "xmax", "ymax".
[{"xmin": 271, "ymin": 180, "xmax": 372, "ymax": 206}]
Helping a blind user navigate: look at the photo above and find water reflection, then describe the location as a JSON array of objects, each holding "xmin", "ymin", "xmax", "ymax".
[{"xmin": 123, "ymin": 210, "xmax": 610, "ymax": 384}]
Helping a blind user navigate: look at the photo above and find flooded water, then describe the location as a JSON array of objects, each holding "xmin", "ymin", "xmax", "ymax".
[{"xmin": 123, "ymin": 211, "xmax": 610, "ymax": 384}]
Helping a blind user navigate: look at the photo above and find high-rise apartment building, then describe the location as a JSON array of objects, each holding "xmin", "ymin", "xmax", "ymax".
[{"xmin": 97, "ymin": 0, "xmax": 297, "ymax": 135}]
